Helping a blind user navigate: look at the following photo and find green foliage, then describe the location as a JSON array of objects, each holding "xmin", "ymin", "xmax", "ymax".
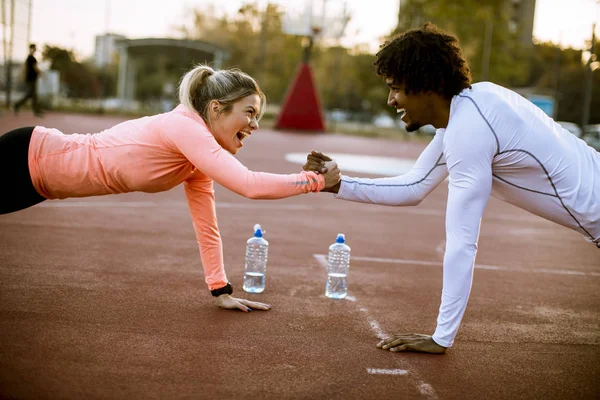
[
  {"xmin": 394, "ymin": 0, "xmax": 529, "ymax": 86},
  {"xmin": 40, "ymin": 1, "xmax": 599, "ymax": 125},
  {"xmin": 393, "ymin": 0, "xmax": 600, "ymax": 124},
  {"xmin": 42, "ymin": 45, "xmax": 117, "ymax": 99},
  {"xmin": 530, "ymin": 42, "xmax": 600, "ymax": 124},
  {"xmin": 182, "ymin": 3, "xmax": 305, "ymax": 105},
  {"xmin": 181, "ymin": 2, "xmax": 391, "ymax": 115}
]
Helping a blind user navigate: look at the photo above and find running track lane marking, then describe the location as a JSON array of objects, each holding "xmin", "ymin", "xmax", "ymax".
[
  {"xmin": 313, "ymin": 254, "xmax": 439, "ymax": 400},
  {"xmin": 367, "ymin": 368, "xmax": 408, "ymax": 375},
  {"xmin": 314, "ymin": 254, "xmax": 600, "ymax": 277}
]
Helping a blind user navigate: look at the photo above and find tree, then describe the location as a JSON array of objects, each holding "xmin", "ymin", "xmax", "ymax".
[
  {"xmin": 394, "ymin": 0, "xmax": 529, "ymax": 86},
  {"xmin": 531, "ymin": 42, "xmax": 600, "ymax": 124},
  {"xmin": 181, "ymin": 3, "xmax": 305, "ymax": 105},
  {"xmin": 42, "ymin": 46, "xmax": 101, "ymax": 98}
]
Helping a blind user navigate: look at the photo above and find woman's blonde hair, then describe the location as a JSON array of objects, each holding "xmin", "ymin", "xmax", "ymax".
[{"xmin": 178, "ymin": 65, "xmax": 266, "ymax": 124}]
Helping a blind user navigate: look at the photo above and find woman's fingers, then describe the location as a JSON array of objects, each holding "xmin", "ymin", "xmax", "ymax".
[
  {"xmin": 238, "ymin": 298, "xmax": 272, "ymax": 311},
  {"xmin": 216, "ymin": 294, "xmax": 272, "ymax": 313}
]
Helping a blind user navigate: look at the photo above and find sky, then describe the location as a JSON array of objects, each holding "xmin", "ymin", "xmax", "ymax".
[{"xmin": 28, "ymin": 0, "xmax": 600, "ymax": 61}]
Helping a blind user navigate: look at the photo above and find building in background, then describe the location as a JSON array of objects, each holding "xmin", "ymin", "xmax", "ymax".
[
  {"xmin": 95, "ymin": 33, "xmax": 126, "ymax": 67},
  {"xmin": 1, "ymin": 0, "xmax": 33, "ymax": 106}
]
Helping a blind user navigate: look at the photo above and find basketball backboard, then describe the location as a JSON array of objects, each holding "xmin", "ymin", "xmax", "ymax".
[{"xmin": 282, "ymin": 0, "xmax": 351, "ymax": 40}]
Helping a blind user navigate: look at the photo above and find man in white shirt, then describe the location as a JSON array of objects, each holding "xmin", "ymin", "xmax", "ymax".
[{"xmin": 307, "ymin": 23, "xmax": 600, "ymax": 354}]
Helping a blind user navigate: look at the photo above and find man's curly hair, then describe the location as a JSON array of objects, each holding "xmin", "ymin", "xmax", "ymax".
[{"xmin": 374, "ymin": 22, "xmax": 472, "ymax": 99}]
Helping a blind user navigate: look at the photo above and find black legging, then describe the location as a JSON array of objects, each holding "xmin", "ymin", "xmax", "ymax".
[{"xmin": 0, "ymin": 127, "xmax": 46, "ymax": 214}]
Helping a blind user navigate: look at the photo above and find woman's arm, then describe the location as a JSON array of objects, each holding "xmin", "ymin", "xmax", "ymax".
[
  {"xmin": 184, "ymin": 173, "xmax": 273, "ymax": 311},
  {"xmin": 183, "ymin": 173, "xmax": 228, "ymax": 291},
  {"xmin": 163, "ymin": 114, "xmax": 325, "ymax": 199}
]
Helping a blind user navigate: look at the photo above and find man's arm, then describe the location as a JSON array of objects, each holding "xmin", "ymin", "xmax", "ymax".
[
  {"xmin": 431, "ymin": 115, "xmax": 496, "ymax": 348},
  {"xmin": 305, "ymin": 132, "xmax": 448, "ymax": 206},
  {"xmin": 376, "ymin": 137, "xmax": 493, "ymax": 353},
  {"xmin": 377, "ymin": 104, "xmax": 497, "ymax": 353}
]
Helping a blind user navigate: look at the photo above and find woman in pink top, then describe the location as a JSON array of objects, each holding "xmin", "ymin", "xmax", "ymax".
[{"xmin": 0, "ymin": 65, "xmax": 341, "ymax": 312}]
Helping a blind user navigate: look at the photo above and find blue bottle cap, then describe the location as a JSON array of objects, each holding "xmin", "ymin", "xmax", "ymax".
[
  {"xmin": 335, "ymin": 233, "xmax": 345, "ymax": 243},
  {"xmin": 254, "ymin": 224, "xmax": 263, "ymax": 238}
]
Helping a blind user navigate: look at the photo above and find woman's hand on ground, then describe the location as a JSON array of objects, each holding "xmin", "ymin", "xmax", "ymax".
[{"xmin": 215, "ymin": 294, "xmax": 272, "ymax": 312}]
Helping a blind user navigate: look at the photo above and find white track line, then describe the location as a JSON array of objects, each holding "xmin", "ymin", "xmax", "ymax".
[
  {"xmin": 314, "ymin": 254, "xmax": 600, "ymax": 277},
  {"xmin": 314, "ymin": 254, "xmax": 439, "ymax": 398},
  {"xmin": 367, "ymin": 368, "xmax": 408, "ymax": 375},
  {"xmin": 417, "ymin": 382, "xmax": 439, "ymax": 399}
]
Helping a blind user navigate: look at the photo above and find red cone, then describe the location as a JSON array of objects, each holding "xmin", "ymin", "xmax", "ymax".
[{"xmin": 275, "ymin": 63, "xmax": 326, "ymax": 132}]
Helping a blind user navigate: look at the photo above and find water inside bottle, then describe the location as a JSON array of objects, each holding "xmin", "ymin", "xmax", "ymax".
[
  {"xmin": 243, "ymin": 271, "xmax": 265, "ymax": 293},
  {"xmin": 325, "ymin": 272, "xmax": 347, "ymax": 299}
]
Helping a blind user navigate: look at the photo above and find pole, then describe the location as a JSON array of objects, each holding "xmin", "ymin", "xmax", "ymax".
[
  {"xmin": 302, "ymin": 0, "xmax": 315, "ymax": 64},
  {"xmin": 6, "ymin": 0, "xmax": 15, "ymax": 106},
  {"xmin": 552, "ymin": 34, "xmax": 561, "ymax": 118},
  {"xmin": 256, "ymin": 2, "xmax": 267, "ymax": 85},
  {"xmin": 104, "ymin": 0, "xmax": 110, "ymax": 33},
  {"xmin": 581, "ymin": 23, "xmax": 596, "ymax": 129},
  {"xmin": 2, "ymin": 0, "xmax": 8, "ymax": 107},
  {"xmin": 481, "ymin": 17, "xmax": 493, "ymax": 82},
  {"xmin": 26, "ymin": 0, "xmax": 32, "ymax": 44},
  {"xmin": 331, "ymin": 1, "xmax": 349, "ymax": 130}
]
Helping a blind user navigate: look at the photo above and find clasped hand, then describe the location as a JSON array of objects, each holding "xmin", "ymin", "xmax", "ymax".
[{"xmin": 303, "ymin": 150, "xmax": 341, "ymax": 192}]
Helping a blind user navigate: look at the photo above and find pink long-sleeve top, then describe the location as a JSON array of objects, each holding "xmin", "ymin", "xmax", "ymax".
[{"xmin": 28, "ymin": 104, "xmax": 325, "ymax": 290}]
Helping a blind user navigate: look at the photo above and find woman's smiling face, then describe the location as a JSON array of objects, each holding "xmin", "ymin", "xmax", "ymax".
[{"xmin": 209, "ymin": 94, "xmax": 261, "ymax": 154}]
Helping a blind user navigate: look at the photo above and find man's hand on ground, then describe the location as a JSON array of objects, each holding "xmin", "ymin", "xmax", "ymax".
[{"xmin": 376, "ymin": 333, "xmax": 447, "ymax": 354}]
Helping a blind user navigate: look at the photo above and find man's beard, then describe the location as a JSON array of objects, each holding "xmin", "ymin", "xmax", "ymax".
[{"xmin": 405, "ymin": 122, "xmax": 421, "ymax": 132}]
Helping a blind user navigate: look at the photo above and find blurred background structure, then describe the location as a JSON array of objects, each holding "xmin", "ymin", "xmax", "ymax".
[
  {"xmin": 0, "ymin": 0, "xmax": 599, "ymax": 146},
  {"xmin": 0, "ymin": 0, "xmax": 32, "ymax": 107}
]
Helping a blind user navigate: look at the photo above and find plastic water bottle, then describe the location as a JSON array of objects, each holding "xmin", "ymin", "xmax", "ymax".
[
  {"xmin": 243, "ymin": 224, "xmax": 269, "ymax": 293},
  {"xmin": 326, "ymin": 233, "xmax": 351, "ymax": 299}
]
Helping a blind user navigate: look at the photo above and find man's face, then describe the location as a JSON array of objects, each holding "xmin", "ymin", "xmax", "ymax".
[{"xmin": 386, "ymin": 77, "xmax": 433, "ymax": 132}]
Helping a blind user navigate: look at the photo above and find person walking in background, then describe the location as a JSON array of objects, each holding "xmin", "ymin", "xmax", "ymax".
[
  {"xmin": 13, "ymin": 43, "xmax": 43, "ymax": 117},
  {"xmin": 305, "ymin": 23, "xmax": 600, "ymax": 355},
  {"xmin": 0, "ymin": 64, "xmax": 341, "ymax": 313}
]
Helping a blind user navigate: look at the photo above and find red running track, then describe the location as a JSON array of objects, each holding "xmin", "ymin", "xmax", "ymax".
[{"xmin": 0, "ymin": 111, "xmax": 598, "ymax": 399}]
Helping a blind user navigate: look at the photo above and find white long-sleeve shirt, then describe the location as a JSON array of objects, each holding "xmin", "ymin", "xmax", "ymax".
[{"xmin": 335, "ymin": 82, "xmax": 600, "ymax": 347}]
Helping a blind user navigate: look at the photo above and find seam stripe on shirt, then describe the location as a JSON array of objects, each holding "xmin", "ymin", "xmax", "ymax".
[
  {"xmin": 496, "ymin": 149, "xmax": 596, "ymax": 241},
  {"xmin": 341, "ymin": 153, "xmax": 445, "ymax": 188},
  {"xmin": 458, "ymin": 95, "xmax": 500, "ymax": 154},
  {"xmin": 492, "ymin": 174, "xmax": 555, "ymax": 197},
  {"xmin": 461, "ymin": 94, "xmax": 596, "ymax": 242}
]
